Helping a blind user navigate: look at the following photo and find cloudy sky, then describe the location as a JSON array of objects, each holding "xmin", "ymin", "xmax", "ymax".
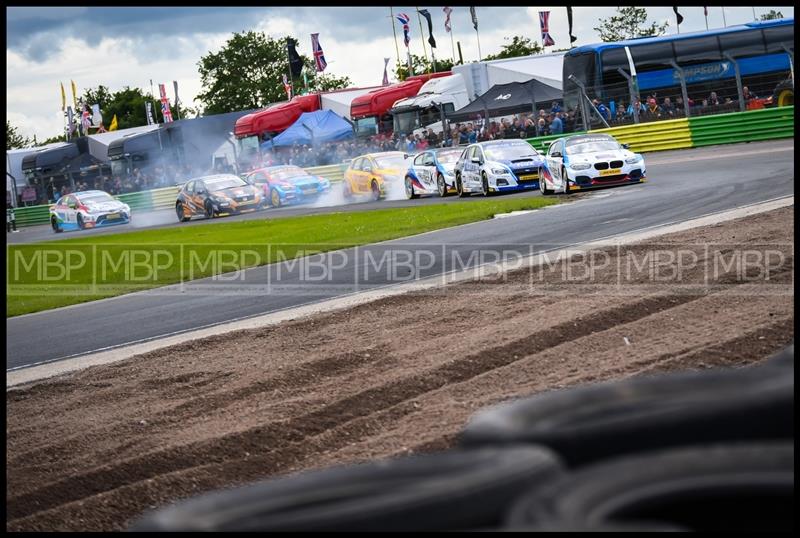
[{"xmin": 6, "ymin": 6, "xmax": 794, "ymax": 141}]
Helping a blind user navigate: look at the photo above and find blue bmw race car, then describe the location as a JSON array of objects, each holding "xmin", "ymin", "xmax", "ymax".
[{"xmin": 452, "ymin": 140, "xmax": 543, "ymax": 197}]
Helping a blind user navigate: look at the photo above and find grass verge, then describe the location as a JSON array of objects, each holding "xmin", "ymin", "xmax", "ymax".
[{"xmin": 7, "ymin": 197, "xmax": 559, "ymax": 317}]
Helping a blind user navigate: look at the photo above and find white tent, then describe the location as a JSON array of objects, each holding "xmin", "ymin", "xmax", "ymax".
[
  {"xmin": 453, "ymin": 52, "xmax": 565, "ymax": 101},
  {"xmin": 87, "ymin": 124, "xmax": 160, "ymax": 162}
]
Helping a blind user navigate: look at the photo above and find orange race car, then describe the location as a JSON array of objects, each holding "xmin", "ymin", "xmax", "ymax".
[{"xmin": 175, "ymin": 174, "xmax": 265, "ymax": 222}]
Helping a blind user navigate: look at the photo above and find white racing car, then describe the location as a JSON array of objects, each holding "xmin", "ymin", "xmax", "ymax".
[
  {"xmin": 50, "ymin": 190, "xmax": 131, "ymax": 233},
  {"xmin": 453, "ymin": 140, "xmax": 544, "ymax": 197},
  {"xmin": 539, "ymin": 133, "xmax": 646, "ymax": 194}
]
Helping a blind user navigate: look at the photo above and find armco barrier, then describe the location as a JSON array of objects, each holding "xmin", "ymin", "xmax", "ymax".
[
  {"xmin": 590, "ymin": 118, "xmax": 694, "ymax": 153},
  {"xmin": 689, "ymin": 106, "xmax": 794, "ymax": 147},
  {"xmin": 526, "ymin": 132, "xmax": 586, "ymax": 154},
  {"xmin": 10, "ymin": 205, "xmax": 51, "ymax": 228},
  {"xmin": 305, "ymin": 163, "xmax": 349, "ymax": 183}
]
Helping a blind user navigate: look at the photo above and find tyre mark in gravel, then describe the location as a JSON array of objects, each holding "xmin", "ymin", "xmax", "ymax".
[{"xmin": 4, "ymin": 293, "xmax": 706, "ymax": 521}]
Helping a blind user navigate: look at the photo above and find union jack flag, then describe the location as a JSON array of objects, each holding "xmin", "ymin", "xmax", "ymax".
[
  {"xmin": 539, "ymin": 11, "xmax": 555, "ymax": 47},
  {"xmin": 159, "ymin": 83, "xmax": 173, "ymax": 123},
  {"xmin": 311, "ymin": 33, "xmax": 327, "ymax": 72},
  {"xmin": 282, "ymin": 74, "xmax": 292, "ymax": 100},
  {"xmin": 443, "ymin": 6, "xmax": 452, "ymax": 33},
  {"xmin": 396, "ymin": 12, "xmax": 411, "ymax": 47},
  {"xmin": 80, "ymin": 103, "xmax": 91, "ymax": 133}
]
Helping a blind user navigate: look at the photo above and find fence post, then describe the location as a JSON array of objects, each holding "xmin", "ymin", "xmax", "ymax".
[
  {"xmin": 668, "ymin": 61, "xmax": 691, "ymax": 118},
  {"xmin": 617, "ymin": 67, "xmax": 640, "ymax": 124},
  {"xmin": 781, "ymin": 45, "xmax": 794, "ymax": 87},
  {"xmin": 723, "ymin": 53, "xmax": 745, "ymax": 113},
  {"xmin": 568, "ymin": 74, "xmax": 590, "ymax": 131}
]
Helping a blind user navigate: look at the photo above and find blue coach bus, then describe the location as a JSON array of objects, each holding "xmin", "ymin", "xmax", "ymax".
[{"xmin": 562, "ymin": 18, "xmax": 794, "ymax": 116}]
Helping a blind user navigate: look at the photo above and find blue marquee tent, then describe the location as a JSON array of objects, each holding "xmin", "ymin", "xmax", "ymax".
[{"xmin": 260, "ymin": 109, "xmax": 354, "ymax": 149}]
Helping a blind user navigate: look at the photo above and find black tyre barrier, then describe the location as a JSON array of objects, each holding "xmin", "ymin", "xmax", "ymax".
[
  {"xmin": 505, "ymin": 442, "xmax": 794, "ymax": 532},
  {"xmin": 128, "ymin": 446, "xmax": 564, "ymax": 532},
  {"xmin": 459, "ymin": 351, "xmax": 793, "ymax": 466}
]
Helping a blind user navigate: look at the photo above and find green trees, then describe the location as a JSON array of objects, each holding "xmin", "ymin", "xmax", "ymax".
[
  {"xmin": 394, "ymin": 54, "xmax": 455, "ymax": 81},
  {"xmin": 760, "ymin": 10, "xmax": 784, "ymax": 21},
  {"xmin": 195, "ymin": 31, "xmax": 351, "ymax": 114},
  {"xmin": 484, "ymin": 36, "xmax": 543, "ymax": 61},
  {"xmin": 594, "ymin": 7, "xmax": 668, "ymax": 42},
  {"xmin": 7, "ymin": 121, "xmax": 32, "ymax": 150}
]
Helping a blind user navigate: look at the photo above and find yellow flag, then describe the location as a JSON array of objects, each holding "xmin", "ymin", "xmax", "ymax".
[
  {"xmin": 109, "ymin": 114, "xmax": 118, "ymax": 131},
  {"xmin": 71, "ymin": 80, "xmax": 78, "ymax": 109},
  {"xmin": 60, "ymin": 82, "xmax": 66, "ymax": 111}
]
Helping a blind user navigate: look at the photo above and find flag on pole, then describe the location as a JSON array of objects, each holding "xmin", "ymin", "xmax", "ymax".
[
  {"xmin": 67, "ymin": 106, "xmax": 75, "ymax": 135},
  {"xmin": 567, "ymin": 7, "xmax": 577, "ymax": 44},
  {"xmin": 70, "ymin": 80, "xmax": 78, "ymax": 109},
  {"xmin": 282, "ymin": 73, "xmax": 293, "ymax": 100},
  {"xmin": 109, "ymin": 114, "xmax": 118, "ymax": 131},
  {"xmin": 145, "ymin": 102, "xmax": 155, "ymax": 125},
  {"xmin": 91, "ymin": 103, "xmax": 103, "ymax": 127},
  {"xmin": 286, "ymin": 37, "xmax": 304, "ymax": 77},
  {"xmin": 417, "ymin": 9, "xmax": 436, "ymax": 48},
  {"xmin": 310, "ymin": 33, "xmax": 327, "ymax": 72},
  {"xmin": 173, "ymin": 80, "xmax": 179, "ymax": 108},
  {"xmin": 396, "ymin": 12, "xmax": 411, "ymax": 47},
  {"xmin": 383, "ymin": 57, "xmax": 390, "ymax": 85},
  {"xmin": 80, "ymin": 103, "xmax": 91, "ymax": 134},
  {"xmin": 443, "ymin": 6, "xmax": 452, "ymax": 32},
  {"xmin": 60, "ymin": 82, "xmax": 66, "ymax": 111},
  {"xmin": 470, "ymin": 7, "xmax": 478, "ymax": 31},
  {"xmin": 158, "ymin": 83, "xmax": 173, "ymax": 123},
  {"xmin": 673, "ymin": 7, "xmax": 684, "ymax": 25},
  {"xmin": 539, "ymin": 11, "xmax": 555, "ymax": 47}
]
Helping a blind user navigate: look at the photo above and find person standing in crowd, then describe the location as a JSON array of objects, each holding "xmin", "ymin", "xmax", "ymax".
[
  {"xmin": 627, "ymin": 97, "xmax": 646, "ymax": 119},
  {"xmin": 467, "ymin": 124, "xmax": 478, "ymax": 144},
  {"xmin": 644, "ymin": 97, "xmax": 662, "ymax": 120},
  {"xmin": 661, "ymin": 96, "xmax": 676, "ymax": 118},
  {"xmin": 708, "ymin": 91, "xmax": 721, "ymax": 107},
  {"xmin": 406, "ymin": 134, "xmax": 416, "ymax": 153},
  {"xmin": 549, "ymin": 112, "xmax": 563, "ymax": 135},
  {"xmin": 742, "ymin": 86, "xmax": 758, "ymax": 102},
  {"xmin": 550, "ymin": 100, "xmax": 562, "ymax": 114},
  {"xmin": 593, "ymin": 98, "xmax": 611, "ymax": 123},
  {"xmin": 536, "ymin": 117, "xmax": 547, "ymax": 137}
]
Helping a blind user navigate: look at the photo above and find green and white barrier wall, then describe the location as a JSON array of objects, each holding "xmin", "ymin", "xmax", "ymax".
[{"xmin": 9, "ymin": 107, "xmax": 794, "ymax": 227}]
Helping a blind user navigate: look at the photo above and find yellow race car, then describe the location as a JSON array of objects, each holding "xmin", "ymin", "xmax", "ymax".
[{"xmin": 342, "ymin": 151, "xmax": 411, "ymax": 201}]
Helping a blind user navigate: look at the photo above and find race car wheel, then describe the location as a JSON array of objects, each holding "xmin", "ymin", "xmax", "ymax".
[
  {"xmin": 176, "ymin": 203, "xmax": 190, "ymax": 222},
  {"xmin": 77, "ymin": 214, "xmax": 85, "ymax": 230},
  {"xmin": 405, "ymin": 177, "xmax": 418, "ymax": 200},
  {"xmin": 562, "ymin": 168, "xmax": 572, "ymax": 195},
  {"xmin": 51, "ymin": 216, "xmax": 62, "ymax": 233},
  {"xmin": 481, "ymin": 173, "xmax": 491, "ymax": 197},
  {"xmin": 205, "ymin": 201, "xmax": 215, "ymax": 219},
  {"xmin": 271, "ymin": 188, "xmax": 281, "ymax": 208},
  {"xmin": 456, "ymin": 174, "xmax": 468, "ymax": 198},
  {"xmin": 437, "ymin": 174, "xmax": 448, "ymax": 198},
  {"xmin": 371, "ymin": 180, "xmax": 381, "ymax": 201},
  {"xmin": 539, "ymin": 168, "xmax": 553, "ymax": 195}
]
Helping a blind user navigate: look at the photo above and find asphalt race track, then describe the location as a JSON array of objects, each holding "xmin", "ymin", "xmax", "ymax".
[{"xmin": 6, "ymin": 140, "xmax": 794, "ymax": 370}]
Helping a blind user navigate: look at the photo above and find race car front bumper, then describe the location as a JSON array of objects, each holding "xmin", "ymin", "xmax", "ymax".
[
  {"xmin": 488, "ymin": 171, "xmax": 540, "ymax": 193},
  {"xmin": 568, "ymin": 167, "xmax": 646, "ymax": 190}
]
